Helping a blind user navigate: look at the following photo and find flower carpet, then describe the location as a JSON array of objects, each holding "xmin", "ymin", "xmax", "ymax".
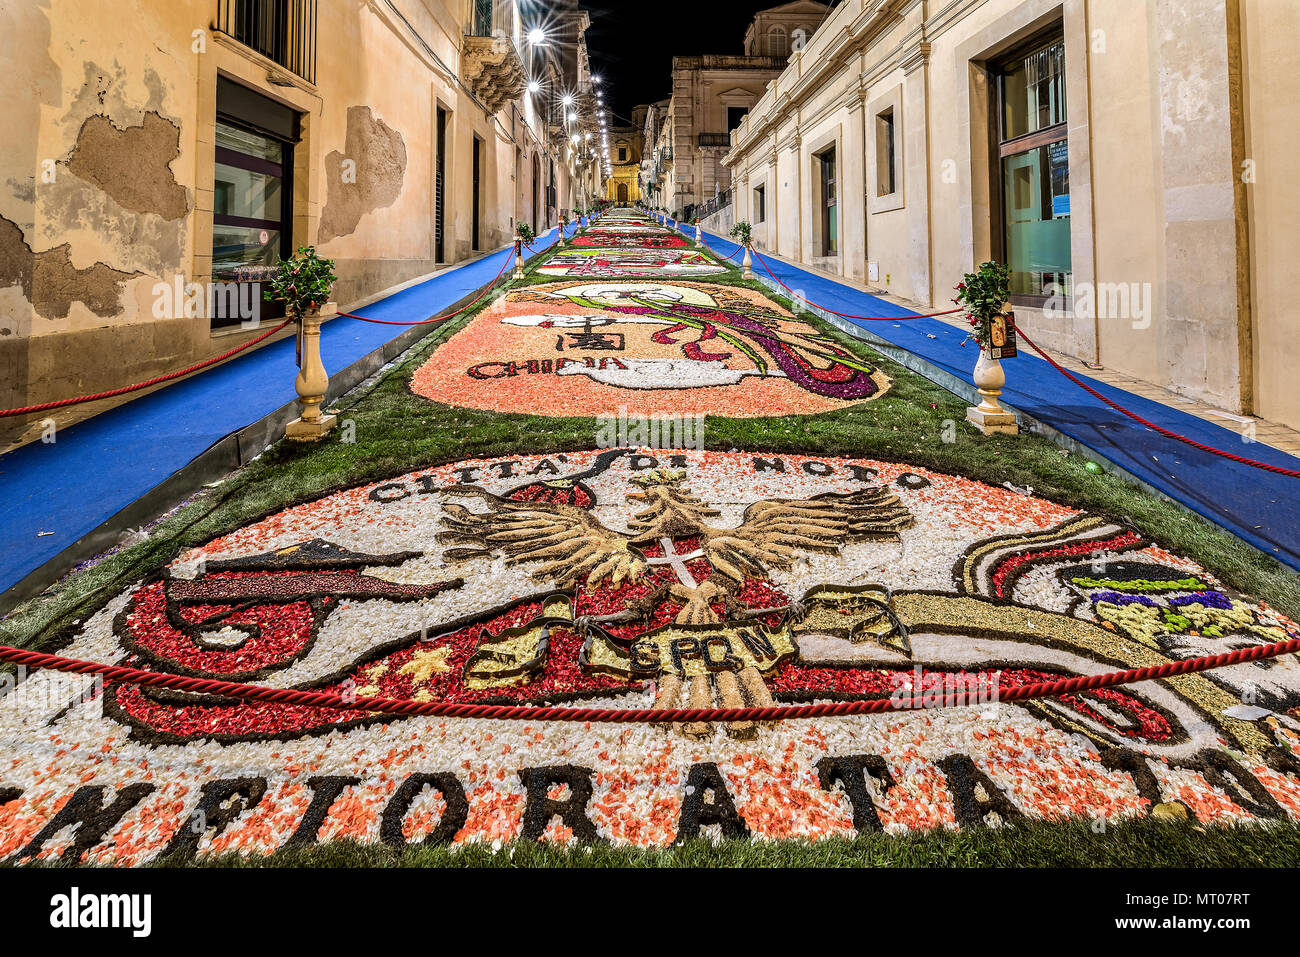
[
  {"xmin": 411, "ymin": 217, "xmax": 890, "ymax": 417},
  {"xmin": 2, "ymin": 211, "xmax": 1299, "ymax": 865}
]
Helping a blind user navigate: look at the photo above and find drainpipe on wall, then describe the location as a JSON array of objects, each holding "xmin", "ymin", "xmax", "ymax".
[
  {"xmin": 857, "ymin": 75, "xmax": 869, "ymax": 283},
  {"xmin": 795, "ymin": 125, "xmax": 804, "ymax": 262},
  {"xmin": 922, "ymin": 48, "xmax": 935, "ymax": 308},
  {"xmin": 1081, "ymin": 0, "xmax": 1103, "ymax": 367},
  {"xmin": 771, "ymin": 140, "xmax": 780, "ymax": 255}
]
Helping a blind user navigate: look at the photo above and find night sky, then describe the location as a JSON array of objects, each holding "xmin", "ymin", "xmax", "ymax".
[{"xmin": 581, "ymin": 1, "xmax": 839, "ymax": 124}]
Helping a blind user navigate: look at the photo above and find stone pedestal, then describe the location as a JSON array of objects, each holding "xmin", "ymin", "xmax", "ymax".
[
  {"xmin": 966, "ymin": 350, "xmax": 1018, "ymax": 435},
  {"xmin": 286, "ymin": 309, "xmax": 336, "ymax": 442},
  {"xmin": 741, "ymin": 243, "xmax": 753, "ymax": 279},
  {"xmin": 513, "ymin": 239, "xmax": 525, "ymax": 280}
]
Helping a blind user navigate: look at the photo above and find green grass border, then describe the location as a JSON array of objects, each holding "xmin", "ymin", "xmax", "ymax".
[{"xmin": 8, "ymin": 818, "xmax": 1297, "ymax": 869}]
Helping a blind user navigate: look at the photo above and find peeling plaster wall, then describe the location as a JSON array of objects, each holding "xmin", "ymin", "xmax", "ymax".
[
  {"xmin": 319, "ymin": 106, "xmax": 408, "ymax": 244},
  {"xmin": 0, "ymin": 0, "xmax": 204, "ymax": 423},
  {"xmin": 65, "ymin": 113, "xmax": 190, "ymax": 221},
  {"xmin": 1, "ymin": 0, "xmax": 567, "ymax": 433},
  {"xmin": 310, "ymin": 0, "xmax": 532, "ymax": 307}
]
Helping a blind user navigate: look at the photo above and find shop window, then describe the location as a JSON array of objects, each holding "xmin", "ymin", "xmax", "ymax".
[
  {"xmin": 996, "ymin": 33, "xmax": 1071, "ymax": 300},
  {"xmin": 817, "ymin": 146, "xmax": 837, "ymax": 256},
  {"xmin": 213, "ymin": 78, "xmax": 298, "ymax": 328}
]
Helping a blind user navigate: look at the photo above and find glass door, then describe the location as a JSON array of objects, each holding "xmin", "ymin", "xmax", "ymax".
[
  {"xmin": 819, "ymin": 147, "xmax": 838, "ymax": 255},
  {"xmin": 997, "ymin": 34, "xmax": 1071, "ymax": 301}
]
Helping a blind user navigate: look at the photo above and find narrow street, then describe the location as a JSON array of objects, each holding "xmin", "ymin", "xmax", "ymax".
[{"xmin": 3, "ymin": 209, "xmax": 1298, "ymax": 867}]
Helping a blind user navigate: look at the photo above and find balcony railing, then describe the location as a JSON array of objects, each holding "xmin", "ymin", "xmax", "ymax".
[
  {"xmin": 698, "ymin": 132, "xmax": 731, "ymax": 148},
  {"xmin": 216, "ymin": 0, "xmax": 317, "ymax": 83},
  {"xmin": 462, "ymin": 0, "xmax": 525, "ymax": 114},
  {"xmin": 696, "ymin": 188, "xmax": 732, "ymax": 222},
  {"xmin": 468, "ymin": 0, "xmax": 517, "ymax": 42}
]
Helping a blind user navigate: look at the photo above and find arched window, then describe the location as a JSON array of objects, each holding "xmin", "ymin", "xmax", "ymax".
[{"xmin": 769, "ymin": 27, "xmax": 788, "ymax": 57}]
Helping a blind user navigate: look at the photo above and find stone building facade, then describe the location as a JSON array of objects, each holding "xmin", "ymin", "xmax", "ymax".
[
  {"xmin": 640, "ymin": 99, "xmax": 671, "ymax": 208},
  {"xmin": 720, "ymin": 0, "xmax": 1298, "ymax": 429},
  {"xmin": 604, "ymin": 106, "xmax": 646, "ymax": 206},
  {"xmin": 0, "ymin": 0, "xmax": 604, "ymax": 425},
  {"xmin": 645, "ymin": 2, "xmax": 828, "ymax": 220}
]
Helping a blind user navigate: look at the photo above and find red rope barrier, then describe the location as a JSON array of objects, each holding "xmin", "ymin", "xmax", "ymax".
[
  {"xmin": 2, "ymin": 636, "xmax": 1295, "ymax": 723},
  {"xmin": 1008, "ymin": 320, "xmax": 1300, "ymax": 479},
  {"xmin": 750, "ymin": 247, "xmax": 963, "ymax": 321},
  {"xmin": 0, "ymin": 319, "xmax": 294, "ymax": 419},
  {"xmin": 339, "ymin": 243, "xmax": 515, "ymax": 328}
]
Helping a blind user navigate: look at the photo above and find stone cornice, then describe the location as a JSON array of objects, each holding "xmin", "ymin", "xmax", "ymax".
[
  {"xmin": 725, "ymin": 0, "xmax": 909, "ymax": 163},
  {"xmin": 900, "ymin": 40, "xmax": 932, "ymax": 75}
]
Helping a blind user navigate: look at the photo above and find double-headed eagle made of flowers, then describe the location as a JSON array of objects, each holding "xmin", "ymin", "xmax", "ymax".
[{"xmin": 437, "ymin": 469, "xmax": 915, "ymax": 737}]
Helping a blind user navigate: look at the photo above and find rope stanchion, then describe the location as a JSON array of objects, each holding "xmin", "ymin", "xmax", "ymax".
[
  {"xmin": 1008, "ymin": 320, "xmax": 1300, "ymax": 479},
  {"xmin": 0, "ymin": 318, "xmax": 294, "ymax": 419},
  {"xmin": 749, "ymin": 247, "xmax": 963, "ymax": 322},
  {"xmin": 339, "ymin": 244, "xmax": 515, "ymax": 328},
  {"xmin": 1, "ymin": 636, "xmax": 1295, "ymax": 724}
]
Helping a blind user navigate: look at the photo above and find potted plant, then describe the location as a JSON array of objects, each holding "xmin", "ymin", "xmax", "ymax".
[
  {"xmin": 730, "ymin": 221, "xmax": 754, "ymax": 278},
  {"xmin": 267, "ymin": 246, "xmax": 338, "ymax": 442},
  {"xmin": 953, "ymin": 261, "xmax": 1018, "ymax": 435},
  {"xmin": 266, "ymin": 245, "xmax": 335, "ymax": 322}
]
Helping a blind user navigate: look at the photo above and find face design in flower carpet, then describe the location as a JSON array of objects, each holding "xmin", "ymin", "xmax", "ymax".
[{"xmin": 1059, "ymin": 561, "xmax": 1300, "ymax": 711}]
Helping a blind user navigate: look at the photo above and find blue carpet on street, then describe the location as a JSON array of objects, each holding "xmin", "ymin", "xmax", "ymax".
[
  {"xmin": 675, "ymin": 217, "xmax": 1300, "ymax": 571},
  {"xmin": 0, "ymin": 231, "xmax": 569, "ymax": 595}
]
